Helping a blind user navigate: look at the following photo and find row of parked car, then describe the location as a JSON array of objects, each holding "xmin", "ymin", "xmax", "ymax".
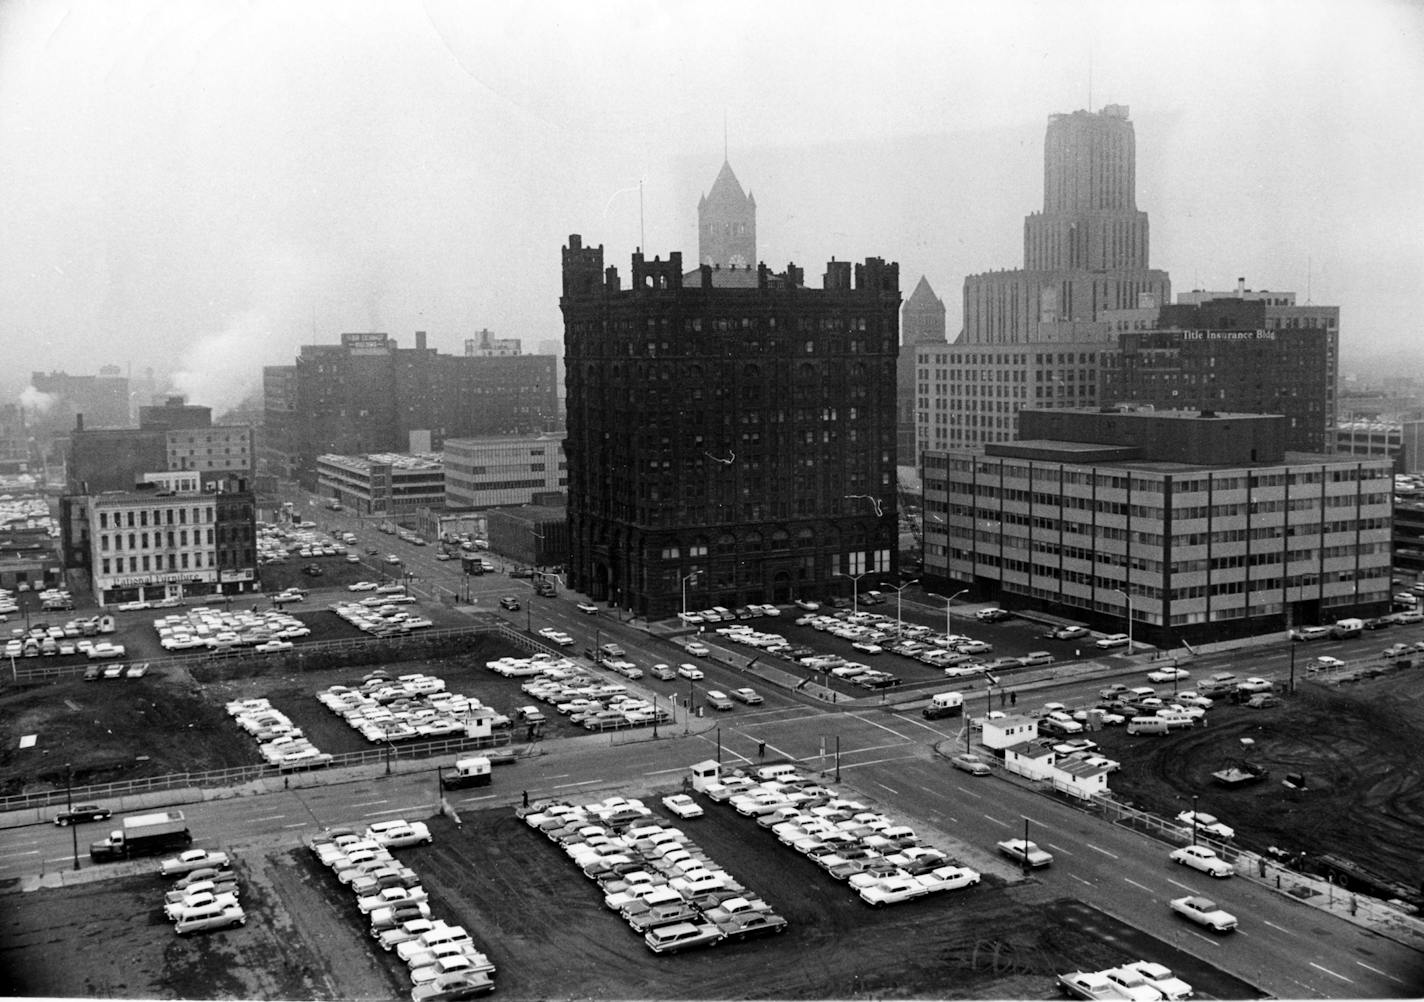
[
  {"xmin": 704, "ymin": 765, "xmax": 983, "ymax": 906},
  {"xmin": 153, "ymin": 605, "xmax": 313, "ymax": 653},
  {"xmin": 518, "ymin": 794, "xmax": 787, "ymax": 952},
  {"xmin": 224, "ymin": 697, "xmax": 332, "ymax": 769},
  {"xmin": 318, "ymin": 672, "xmax": 492, "ymax": 743},
  {"xmin": 515, "ymin": 663, "xmax": 672, "ymax": 731},
  {"xmin": 332, "ymin": 598, "xmax": 434, "ymax": 638},
  {"xmin": 308, "ymin": 821, "xmax": 496, "ymax": 1000},
  {"xmin": 1058, "ymin": 960, "xmax": 1194, "ymax": 1000},
  {"xmin": 676, "ymin": 603, "xmax": 782, "ymax": 626},
  {"xmin": 159, "ymin": 849, "xmax": 245, "ymax": 936}
]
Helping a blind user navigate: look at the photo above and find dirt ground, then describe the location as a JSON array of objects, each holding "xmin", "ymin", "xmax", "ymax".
[
  {"xmin": 1094, "ymin": 669, "xmax": 1424, "ymax": 902},
  {"xmin": 0, "ymin": 625, "xmax": 532, "ymax": 797},
  {"xmin": 2, "ymin": 797, "xmax": 1229, "ymax": 1001}
]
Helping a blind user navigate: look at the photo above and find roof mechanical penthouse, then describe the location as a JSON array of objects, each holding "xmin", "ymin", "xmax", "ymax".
[{"xmin": 561, "ymin": 236, "xmax": 901, "ymax": 619}]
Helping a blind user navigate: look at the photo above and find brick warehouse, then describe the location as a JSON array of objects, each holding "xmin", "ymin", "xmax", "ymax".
[{"xmin": 561, "ymin": 235, "xmax": 901, "ymax": 619}]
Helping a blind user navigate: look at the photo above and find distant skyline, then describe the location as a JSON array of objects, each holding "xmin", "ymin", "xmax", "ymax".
[{"xmin": 2, "ymin": 0, "xmax": 1422, "ymax": 413}]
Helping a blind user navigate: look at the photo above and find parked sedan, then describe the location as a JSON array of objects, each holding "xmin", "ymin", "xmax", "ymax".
[
  {"xmin": 1169, "ymin": 895, "xmax": 1237, "ymax": 932},
  {"xmin": 661, "ymin": 794, "xmax": 704, "ymax": 819},
  {"xmin": 855, "ymin": 875, "xmax": 928, "ymax": 906},
  {"xmin": 1176, "ymin": 811, "xmax": 1234, "ymax": 840},
  {"xmin": 1169, "ymin": 844, "xmax": 1234, "ymax": 878},
  {"xmin": 914, "ymin": 864, "xmax": 982, "ymax": 893},
  {"xmin": 1121, "ymin": 961, "xmax": 1193, "ymax": 1001},
  {"xmin": 1095, "ymin": 633, "xmax": 1130, "ymax": 649},
  {"xmin": 53, "ymin": 804, "xmax": 112, "ymax": 826},
  {"xmin": 730, "ymin": 687, "xmax": 763, "ymax": 705},
  {"xmin": 159, "ymin": 849, "xmax": 231, "ymax": 877},
  {"xmin": 676, "ymin": 663, "xmax": 704, "ymax": 680},
  {"xmin": 1146, "ymin": 666, "xmax": 1189, "ymax": 683},
  {"xmin": 1057, "ymin": 971, "xmax": 1130, "ymax": 1001},
  {"xmin": 685, "ymin": 642, "xmax": 711, "ymax": 657}
]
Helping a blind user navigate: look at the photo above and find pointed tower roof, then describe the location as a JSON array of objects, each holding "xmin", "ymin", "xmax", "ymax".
[
  {"xmin": 700, "ymin": 161, "xmax": 754, "ymax": 207},
  {"xmin": 906, "ymin": 275, "xmax": 944, "ymax": 309}
]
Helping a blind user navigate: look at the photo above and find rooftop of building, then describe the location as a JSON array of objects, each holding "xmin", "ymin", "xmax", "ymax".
[
  {"xmin": 316, "ymin": 452, "xmax": 444, "ymax": 472},
  {"xmin": 444, "ymin": 432, "xmax": 566, "ymax": 447},
  {"xmin": 986, "ymin": 440, "xmax": 1374, "ymax": 473}
]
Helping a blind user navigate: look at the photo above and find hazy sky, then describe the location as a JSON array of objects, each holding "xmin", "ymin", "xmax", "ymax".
[{"xmin": 2, "ymin": 0, "xmax": 1422, "ymax": 413}]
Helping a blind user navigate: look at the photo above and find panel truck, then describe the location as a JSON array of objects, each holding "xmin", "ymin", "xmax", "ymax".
[
  {"xmin": 89, "ymin": 810, "xmax": 193, "ymax": 863},
  {"xmin": 440, "ymin": 756, "xmax": 492, "ymax": 790}
]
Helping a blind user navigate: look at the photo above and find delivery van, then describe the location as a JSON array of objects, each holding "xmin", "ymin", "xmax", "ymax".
[
  {"xmin": 1127, "ymin": 716, "xmax": 1170, "ymax": 735},
  {"xmin": 1330, "ymin": 618, "xmax": 1364, "ymax": 639},
  {"xmin": 921, "ymin": 691, "xmax": 965, "ymax": 720}
]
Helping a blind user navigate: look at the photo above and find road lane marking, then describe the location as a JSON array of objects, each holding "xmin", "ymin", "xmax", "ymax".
[
  {"xmin": 1261, "ymin": 919, "xmax": 1294, "ymax": 935},
  {"xmin": 0, "ymin": 850, "xmax": 39, "ymax": 858},
  {"xmin": 1022, "ymin": 815, "xmax": 1049, "ymax": 828},
  {"xmin": 1123, "ymin": 877, "xmax": 1152, "ymax": 892},
  {"xmin": 1185, "ymin": 929, "xmax": 1220, "ymax": 947},
  {"xmin": 1070, "ymin": 874, "xmax": 1093, "ymax": 886},
  {"xmin": 364, "ymin": 805, "xmax": 424, "ymax": 817},
  {"xmin": 350, "ymin": 799, "xmax": 388, "ymax": 808},
  {"xmin": 458, "ymin": 794, "xmax": 496, "ymax": 804},
  {"xmin": 1356, "ymin": 961, "xmax": 1405, "ymax": 984},
  {"xmin": 545, "ymin": 774, "xmax": 571, "ymax": 780},
  {"xmin": 848, "ymin": 713, "xmax": 921, "ymax": 741},
  {"xmin": 282, "ymin": 822, "xmax": 308, "ymax": 829},
  {"xmin": 551, "ymin": 779, "xmax": 602, "ymax": 789},
  {"xmin": 875, "ymin": 782, "xmax": 900, "ymax": 796},
  {"xmin": 1308, "ymin": 962, "xmax": 1351, "ymax": 983},
  {"xmin": 251, "ymin": 815, "xmax": 286, "ymax": 823},
  {"xmin": 45, "ymin": 855, "xmax": 76, "ymax": 864},
  {"xmin": 645, "ymin": 766, "xmax": 686, "ymax": 775},
  {"xmin": 1045, "ymin": 842, "xmax": 1073, "ymax": 856},
  {"xmin": 953, "ymin": 785, "xmax": 983, "ymax": 799},
  {"xmin": 1086, "ymin": 843, "xmax": 1118, "ymax": 859},
  {"xmin": 1167, "ymin": 878, "xmax": 1194, "ymax": 892},
  {"xmin": 983, "ymin": 814, "xmax": 1011, "ymax": 827},
  {"xmin": 836, "ymin": 754, "xmax": 923, "ymax": 769}
]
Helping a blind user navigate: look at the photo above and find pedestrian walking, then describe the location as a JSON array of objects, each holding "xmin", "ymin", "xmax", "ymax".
[
  {"xmin": 1000, "ymin": 691, "xmax": 1006, "ymax": 708},
  {"xmin": 521, "ymin": 789, "xmax": 529, "ymax": 808},
  {"xmin": 1010, "ymin": 691, "xmax": 1017, "ymax": 707}
]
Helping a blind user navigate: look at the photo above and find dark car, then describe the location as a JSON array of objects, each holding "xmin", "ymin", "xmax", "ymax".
[
  {"xmin": 302, "ymin": 564, "xmax": 324, "ymax": 576},
  {"xmin": 1364, "ymin": 616, "xmax": 1393, "ymax": 630},
  {"xmin": 54, "ymin": 804, "xmax": 112, "ymax": 826},
  {"xmin": 499, "ymin": 597, "xmax": 521, "ymax": 611},
  {"xmin": 509, "ymin": 567, "xmax": 535, "ymax": 579}
]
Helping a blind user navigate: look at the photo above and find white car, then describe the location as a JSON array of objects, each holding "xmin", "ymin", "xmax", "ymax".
[
  {"xmin": 255, "ymin": 639, "xmax": 294, "ymax": 653},
  {"xmin": 851, "ymin": 641, "xmax": 883, "ymax": 655},
  {"xmin": 661, "ymin": 794, "xmax": 704, "ymax": 819},
  {"xmin": 914, "ymin": 864, "xmax": 981, "ymax": 894},
  {"xmin": 730, "ymin": 687, "xmax": 763, "ymax": 705},
  {"xmin": 856, "ymin": 874, "xmax": 927, "ymax": 906},
  {"xmin": 1176, "ymin": 810, "xmax": 1234, "ymax": 839},
  {"xmin": 356, "ymin": 885, "xmax": 430, "ymax": 914},
  {"xmin": 676, "ymin": 663, "xmax": 703, "ymax": 680},
  {"xmin": 1169, "ymin": 895, "xmax": 1237, "ymax": 932},
  {"xmin": 577, "ymin": 602, "xmax": 598, "ymax": 614},
  {"xmin": 685, "ymin": 642, "xmax": 711, "ymax": 657},
  {"xmin": 1101, "ymin": 966, "xmax": 1167, "ymax": 1002},
  {"xmin": 1095, "ymin": 633, "xmax": 1131, "ymax": 649},
  {"xmin": 1146, "ymin": 666, "xmax": 1189, "ymax": 683},
  {"xmin": 348, "ymin": 581, "xmax": 380, "ymax": 592},
  {"xmin": 366, "ymin": 820, "xmax": 433, "ymax": 848},
  {"xmin": 1058, "ymin": 971, "xmax": 1130, "ymax": 1001},
  {"xmin": 1235, "ymin": 677, "xmax": 1272, "ymax": 694},
  {"xmin": 1170, "ymin": 844, "xmax": 1233, "ymax": 877},
  {"xmin": 996, "ymin": 839, "xmax": 1052, "ymax": 867},
  {"xmin": 159, "ymin": 849, "xmax": 231, "ymax": 877},
  {"xmin": 1121, "ymin": 961, "xmax": 1193, "ymax": 1001}
]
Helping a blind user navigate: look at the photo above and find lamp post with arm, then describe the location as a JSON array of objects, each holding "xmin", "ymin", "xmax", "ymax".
[
  {"xmin": 929, "ymin": 588, "xmax": 970, "ymax": 640},
  {"xmin": 1115, "ymin": 587, "xmax": 1134, "ymax": 653},
  {"xmin": 887, "ymin": 578, "xmax": 919, "ymax": 638},
  {"xmin": 681, "ymin": 571, "xmax": 700, "ymax": 621},
  {"xmin": 835, "ymin": 570, "xmax": 871, "ymax": 615}
]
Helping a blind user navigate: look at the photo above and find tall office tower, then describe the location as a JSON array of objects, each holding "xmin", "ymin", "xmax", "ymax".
[
  {"xmin": 898, "ymin": 277, "xmax": 946, "ymax": 463},
  {"xmin": 960, "ymin": 105, "xmax": 1171, "ymax": 344},
  {"xmin": 561, "ymin": 235, "xmax": 901, "ymax": 619},
  {"xmin": 698, "ymin": 160, "xmax": 756, "ymax": 270}
]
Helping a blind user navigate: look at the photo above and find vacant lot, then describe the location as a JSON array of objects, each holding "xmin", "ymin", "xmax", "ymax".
[
  {"xmin": 1, "ymin": 794, "xmax": 1264, "ymax": 1000},
  {"xmin": 1093, "ymin": 670, "xmax": 1424, "ymax": 900}
]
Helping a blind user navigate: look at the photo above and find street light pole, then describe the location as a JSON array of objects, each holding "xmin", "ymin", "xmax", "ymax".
[
  {"xmin": 681, "ymin": 571, "xmax": 699, "ymax": 621},
  {"xmin": 888, "ymin": 578, "xmax": 919, "ymax": 638},
  {"xmin": 934, "ymin": 588, "xmax": 969, "ymax": 639},
  {"xmin": 66, "ymin": 763, "xmax": 78, "ymax": 870},
  {"xmin": 1191, "ymin": 794, "xmax": 1199, "ymax": 846},
  {"xmin": 1115, "ymin": 586, "xmax": 1134, "ymax": 653}
]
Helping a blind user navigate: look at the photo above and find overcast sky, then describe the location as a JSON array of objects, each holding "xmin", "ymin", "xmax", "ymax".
[{"xmin": 2, "ymin": 0, "xmax": 1421, "ymax": 413}]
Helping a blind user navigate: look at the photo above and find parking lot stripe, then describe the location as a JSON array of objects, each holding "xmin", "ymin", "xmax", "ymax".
[
  {"xmin": 1308, "ymin": 962, "xmax": 1352, "ymax": 983},
  {"xmin": 1086, "ymin": 843, "xmax": 1118, "ymax": 859},
  {"xmin": 1356, "ymin": 961, "xmax": 1405, "ymax": 984},
  {"xmin": 1123, "ymin": 877, "xmax": 1152, "ymax": 893}
]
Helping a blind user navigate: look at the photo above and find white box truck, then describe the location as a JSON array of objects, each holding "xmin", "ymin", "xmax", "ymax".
[
  {"xmin": 440, "ymin": 756, "xmax": 492, "ymax": 790},
  {"xmin": 921, "ymin": 691, "xmax": 965, "ymax": 720}
]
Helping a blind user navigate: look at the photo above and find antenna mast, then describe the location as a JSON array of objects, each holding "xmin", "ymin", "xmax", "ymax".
[{"xmin": 639, "ymin": 180, "xmax": 645, "ymax": 254}]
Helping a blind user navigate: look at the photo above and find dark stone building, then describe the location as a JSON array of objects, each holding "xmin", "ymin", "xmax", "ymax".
[
  {"xmin": 561, "ymin": 235, "xmax": 901, "ymax": 619},
  {"xmin": 1102, "ymin": 296, "xmax": 1338, "ymax": 453},
  {"xmin": 262, "ymin": 331, "xmax": 558, "ymax": 488}
]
